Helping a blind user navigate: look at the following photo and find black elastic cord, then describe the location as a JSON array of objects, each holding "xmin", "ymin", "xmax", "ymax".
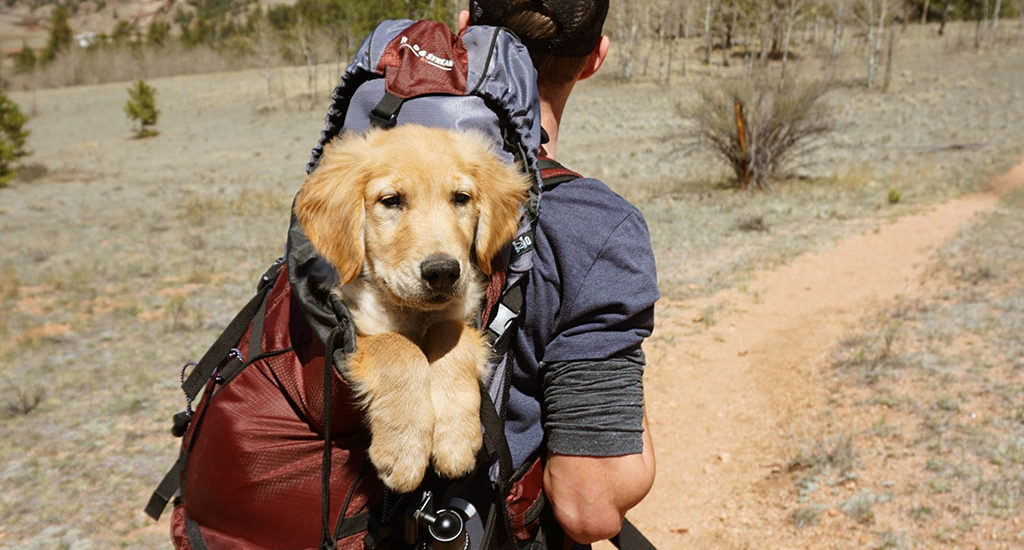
[{"xmin": 320, "ymin": 326, "xmax": 342, "ymax": 549}]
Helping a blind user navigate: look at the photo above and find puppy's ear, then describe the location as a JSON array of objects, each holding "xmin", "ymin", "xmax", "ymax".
[
  {"xmin": 294, "ymin": 133, "xmax": 372, "ymax": 285},
  {"xmin": 463, "ymin": 136, "xmax": 531, "ymax": 275}
]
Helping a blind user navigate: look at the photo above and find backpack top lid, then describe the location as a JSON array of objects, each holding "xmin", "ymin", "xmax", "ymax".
[
  {"xmin": 306, "ymin": 19, "xmax": 543, "ymax": 173},
  {"xmin": 291, "ymin": 19, "xmax": 544, "ymax": 350}
]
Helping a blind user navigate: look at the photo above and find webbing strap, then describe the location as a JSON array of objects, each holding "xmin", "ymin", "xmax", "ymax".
[
  {"xmin": 185, "ymin": 515, "xmax": 211, "ymax": 550},
  {"xmin": 144, "ymin": 454, "xmax": 183, "ymax": 520},
  {"xmin": 537, "ymin": 157, "xmax": 582, "ymax": 190},
  {"xmin": 145, "ymin": 260, "xmax": 282, "ymax": 522},
  {"xmin": 478, "ymin": 382, "xmax": 513, "ymax": 488},
  {"xmin": 181, "ymin": 261, "xmax": 282, "ymax": 400},
  {"xmin": 481, "ymin": 161, "xmax": 578, "ymax": 348},
  {"xmin": 611, "ymin": 518, "xmax": 658, "ymax": 550}
]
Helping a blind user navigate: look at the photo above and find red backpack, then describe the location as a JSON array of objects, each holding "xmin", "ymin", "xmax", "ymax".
[{"xmin": 146, "ymin": 18, "xmax": 655, "ymax": 550}]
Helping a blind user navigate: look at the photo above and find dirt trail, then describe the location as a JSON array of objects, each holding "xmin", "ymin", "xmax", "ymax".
[{"xmin": 625, "ymin": 163, "xmax": 1024, "ymax": 548}]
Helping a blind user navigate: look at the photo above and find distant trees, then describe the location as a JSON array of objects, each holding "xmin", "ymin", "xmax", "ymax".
[
  {"xmin": 14, "ymin": 41, "xmax": 37, "ymax": 74},
  {"xmin": 42, "ymin": 5, "xmax": 73, "ymax": 64},
  {"xmin": 0, "ymin": 90, "xmax": 30, "ymax": 187}
]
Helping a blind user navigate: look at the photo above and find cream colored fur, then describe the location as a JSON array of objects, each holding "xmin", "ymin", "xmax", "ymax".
[{"xmin": 294, "ymin": 125, "xmax": 530, "ymax": 492}]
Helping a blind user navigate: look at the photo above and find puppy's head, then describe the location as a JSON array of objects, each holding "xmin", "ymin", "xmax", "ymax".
[{"xmin": 294, "ymin": 125, "xmax": 531, "ymax": 309}]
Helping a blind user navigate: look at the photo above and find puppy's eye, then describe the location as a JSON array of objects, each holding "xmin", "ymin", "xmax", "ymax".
[
  {"xmin": 453, "ymin": 192, "xmax": 472, "ymax": 206},
  {"xmin": 379, "ymin": 194, "xmax": 403, "ymax": 209}
]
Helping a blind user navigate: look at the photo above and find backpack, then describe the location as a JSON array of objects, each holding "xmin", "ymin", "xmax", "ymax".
[{"xmin": 145, "ymin": 19, "xmax": 655, "ymax": 550}]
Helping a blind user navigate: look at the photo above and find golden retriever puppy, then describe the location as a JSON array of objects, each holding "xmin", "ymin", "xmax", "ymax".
[{"xmin": 294, "ymin": 124, "xmax": 530, "ymax": 492}]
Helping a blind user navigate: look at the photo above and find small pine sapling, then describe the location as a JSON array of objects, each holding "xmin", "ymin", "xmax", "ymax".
[
  {"xmin": 124, "ymin": 79, "xmax": 160, "ymax": 138},
  {"xmin": 0, "ymin": 89, "xmax": 30, "ymax": 187}
]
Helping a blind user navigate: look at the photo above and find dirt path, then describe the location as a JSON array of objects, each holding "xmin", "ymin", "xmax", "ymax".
[{"xmin": 624, "ymin": 163, "xmax": 1024, "ymax": 548}]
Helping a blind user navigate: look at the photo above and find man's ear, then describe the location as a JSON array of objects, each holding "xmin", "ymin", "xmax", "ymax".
[
  {"xmin": 294, "ymin": 134, "xmax": 370, "ymax": 285},
  {"xmin": 458, "ymin": 10, "xmax": 471, "ymax": 33},
  {"xmin": 578, "ymin": 35, "xmax": 610, "ymax": 82}
]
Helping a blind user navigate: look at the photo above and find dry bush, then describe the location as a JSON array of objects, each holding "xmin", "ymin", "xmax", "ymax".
[{"xmin": 686, "ymin": 71, "xmax": 834, "ymax": 190}]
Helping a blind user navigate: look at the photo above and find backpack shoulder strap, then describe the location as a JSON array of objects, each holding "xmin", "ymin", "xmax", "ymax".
[
  {"xmin": 537, "ymin": 157, "xmax": 582, "ymax": 190},
  {"xmin": 144, "ymin": 259, "xmax": 284, "ymax": 521}
]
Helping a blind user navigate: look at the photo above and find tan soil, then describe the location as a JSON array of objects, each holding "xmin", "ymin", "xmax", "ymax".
[{"xmin": 616, "ymin": 163, "xmax": 1024, "ymax": 549}]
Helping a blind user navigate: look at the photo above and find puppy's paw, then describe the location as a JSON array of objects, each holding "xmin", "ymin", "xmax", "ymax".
[
  {"xmin": 431, "ymin": 415, "xmax": 483, "ymax": 479},
  {"xmin": 369, "ymin": 431, "xmax": 432, "ymax": 493}
]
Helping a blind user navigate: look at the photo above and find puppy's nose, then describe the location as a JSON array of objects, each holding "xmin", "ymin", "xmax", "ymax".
[{"xmin": 420, "ymin": 255, "xmax": 461, "ymax": 291}]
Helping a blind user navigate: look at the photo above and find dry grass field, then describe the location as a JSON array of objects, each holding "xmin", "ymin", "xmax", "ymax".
[{"xmin": 0, "ymin": 22, "xmax": 1023, "ymax": 549}]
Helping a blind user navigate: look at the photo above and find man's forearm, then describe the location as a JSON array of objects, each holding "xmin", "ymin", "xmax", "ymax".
[{"xmin": 543, "ymin": 411, "xmax": 655, "ymax": 544}]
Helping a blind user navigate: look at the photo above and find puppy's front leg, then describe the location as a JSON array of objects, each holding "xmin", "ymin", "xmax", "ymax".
[
  {"xmin": 422, "ymin": 321, "xmax": 487, "ymax": 479},
  {"xmin": 348, "ymin": 332, "xmax": 434, "ymax": 493}
]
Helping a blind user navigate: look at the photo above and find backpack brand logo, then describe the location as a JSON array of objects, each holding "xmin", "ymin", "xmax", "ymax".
[{"xmin": 398, "ymin": 36, "xmax": 455, "ymax": 71}]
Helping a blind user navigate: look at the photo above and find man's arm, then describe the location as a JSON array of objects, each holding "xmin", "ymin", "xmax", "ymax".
[{"xmin": 543, "ymin": 411, "xmax": 655, "ymax": 544}]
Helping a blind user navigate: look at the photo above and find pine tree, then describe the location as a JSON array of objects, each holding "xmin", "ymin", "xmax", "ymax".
[
  {"xmin": 14, "ymin": 41, "xmax": 36, "ymax": 74},
  {"xmin": 0, "ymin": 89, "xmax": 30, "ymax": 187},
  {"xmin": 42, "ymin": 5, "xmax": 73, "ymax": 64},
  {"xmin": 124, "ymin": 79, "xmax": 160, "ymax": 138}
]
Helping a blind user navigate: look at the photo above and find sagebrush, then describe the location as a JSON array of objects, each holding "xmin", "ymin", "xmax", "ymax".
[{"xmin": 687, "ymin": 73, "xmax": 834, "ymax": 190}]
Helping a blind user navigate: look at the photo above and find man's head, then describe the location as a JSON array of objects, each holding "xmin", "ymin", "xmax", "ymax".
[{"xmin": 466, "ymin": 0, "xmax": 609, "ymax": 85}]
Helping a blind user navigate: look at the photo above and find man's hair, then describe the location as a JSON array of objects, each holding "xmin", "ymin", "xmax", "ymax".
[{"xmin": 469, "ymin": 0, "xmax": 608, "ymax": 85}]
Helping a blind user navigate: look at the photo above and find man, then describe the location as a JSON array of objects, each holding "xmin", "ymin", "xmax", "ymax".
[{"xmin": 460, "ymin": 1, "xmax": 658, "ymax": 544}]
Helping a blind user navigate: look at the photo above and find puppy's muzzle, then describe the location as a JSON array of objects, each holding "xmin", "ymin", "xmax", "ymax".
[{"xmin": 420, "ymin": 254, "xmax": 461, "ymax": 295}]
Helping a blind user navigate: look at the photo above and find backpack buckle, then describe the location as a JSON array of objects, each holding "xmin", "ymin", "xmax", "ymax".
[{"xmin": 369, "ymin": 93, "xmax": 405, "ymax": 129}]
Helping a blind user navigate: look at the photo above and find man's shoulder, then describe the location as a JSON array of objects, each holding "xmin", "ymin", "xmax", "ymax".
[{"xmin": 539, "ymin": 173, "xmax": 645, "ymax": 232}]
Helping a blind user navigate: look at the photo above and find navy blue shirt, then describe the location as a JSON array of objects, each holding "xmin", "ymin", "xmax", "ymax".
[{"xmin": 504, "ymin": 174, "xmax": 659, "ymax": 469}]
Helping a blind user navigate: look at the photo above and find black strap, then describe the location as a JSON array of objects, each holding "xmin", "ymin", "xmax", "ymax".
[
  {"xmin": 320, "ymin": 325, "xmax": 343, "ymax": 549},
  {"xmin": 144, "ymin": 454, "xmax": 183, "ymax": 520},
  {"xmin": 145, "ymin": 260, "xmax": 282, "ymax": 522},
  {"xmin": 611, "ymin": 518, "xmax": 657, "ymax": 550},
  {"xmin": 333, "ymin": 512, "xmax": 370, "ymax": 541},
  {"xmin": 248, "ymin": 286, "xmax": 270, "ymax": 361},
  {"xmin": 478, "ymin": 383, "xmax": 513, "ymax": 487},
  {"xmin": 181, "ymin": 261, "xmax": 282, "ymax": 401},
  {"xmin": 185, "ymin": 515, "xmax": 211, "ymax": 550}
]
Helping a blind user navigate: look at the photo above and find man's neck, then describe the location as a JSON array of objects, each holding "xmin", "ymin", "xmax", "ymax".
[{"xmin": 538, "ymin": 82, "xmax": 574, "ymax": 160}]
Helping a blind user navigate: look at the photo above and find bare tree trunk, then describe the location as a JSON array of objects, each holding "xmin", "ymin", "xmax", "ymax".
[
  {"xmin": 615, "ymin": 4, "xmax": 640, "ymax": 80},
  {"xmin": 681, "ymin": 9, "xmax": 690, "ymax": 77},
  {"xmin": 781, "ymin": 0, "xmax": 797, "ymax": 80},
  {"xmin": 1019, "ymin": 0, "xmax": 1024, "ymax": 41},
  {"xmin": 992, "ymin": 0, "xmax": 1002, "ymax": 29},
  {"xmin": 866, "ymin": 0, "xmax": 877, "ymax": 88},
  {"xmin": 882, "ymin": 26, "xmax": 895, "ymax": 92},
  {"xmin": 704, "ymin": 0, "xmax": 714, "ymax": 66},
  {"xmin": 831, "ymin": 0, "xmax": 844, "ymax": 57},
  {"xmin": 922, "ymin": 0, "xmax": 930, "ymax": 24},
  {"xmin": 641, "ymin": 4, "xmax": 654, "ymax": 76},
  {"xmin": 939, "ymin": 0, "xmax": 951, "ymax": 35},
  {"xmin": 975, "ymin": 0, "xmax": 985, "ymax": 49},
  {"xmin": 255, "ymin": 14, "xmax": 274, "ymax": 111},
  {"xmin": 296, "ymin": 17, "xmax": 317, "ymax": 106},
  {"xmin": 759, "ymin": 1, "xmax": 771, "ymax": 64}
]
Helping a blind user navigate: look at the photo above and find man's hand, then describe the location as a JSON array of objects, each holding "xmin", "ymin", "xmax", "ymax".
[{"xmin": 543, "ymin": 412, "xmax": 655, "ymax": 544}]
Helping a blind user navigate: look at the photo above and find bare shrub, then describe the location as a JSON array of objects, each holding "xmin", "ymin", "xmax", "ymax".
[
  {"xmin": 685, "ymin": 71, "xmax": 834, "ymax": 191},
  {"xmin": 1, "ymin": 378, "xmax": 45, "ymax": 419}
]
